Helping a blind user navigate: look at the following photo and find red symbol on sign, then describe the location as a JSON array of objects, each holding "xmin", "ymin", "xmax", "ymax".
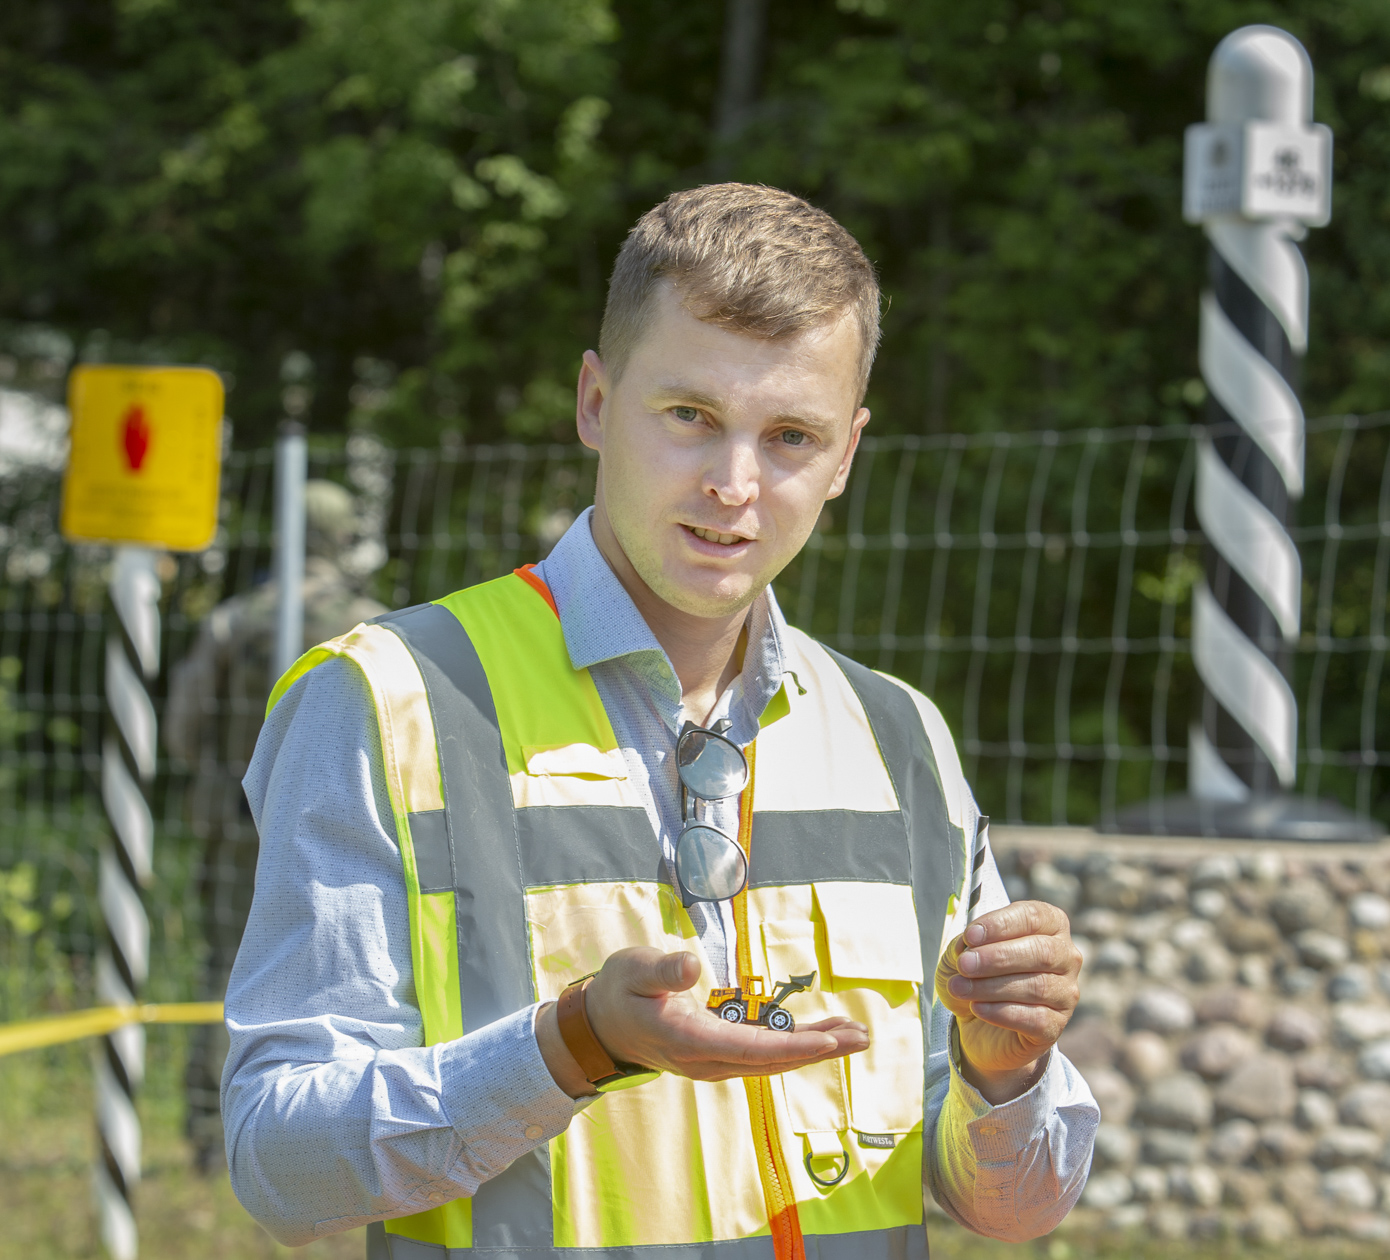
[{"xmin": 121, "ymin": 405, "xmax": 150, "ymax": 472}]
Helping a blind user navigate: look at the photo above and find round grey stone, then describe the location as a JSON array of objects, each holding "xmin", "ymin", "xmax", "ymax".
[
  {"xmin": 1293, "ymin": 928, "xmax": 1351, "ymax": 970},
  {"xmin": 1350, "ymin": 892, "xmax": 1390, "ymax": 931},
  {"xmin": 1093, "ymin": 1122, "xmax": 1139, "ymax": 1169},
  {"xmin": 1296, "ymin": 1089, "xmax": 1338, "ymax": 1131},
  {"xmin": 1058, "ymin": 1016, "xmax": 1121, "ymax": 1069},
  {"xmin": 1195, "ymin": 986, "xmax": 1268, "ymax": 1030},
  {"xmin": 1334, "ymin": 1004, "xmax": 1390, "ymax": 1048},
  {"xmin": 1140, "ymin": 1072, "xmax": 1215, "ymax": 1131},
  {"xmin": 1143, "ymin": 1127, "xmax": 1202, "ymax": 1165},
  {"xmin": 1295, "ymin": 1052, "xmax": 1349, "ymax": 1092},
  {"xmin": 1187, "ymin": 944, "xmax": 1237, "ymax": 985},
  {"xmin": 1120, "ymin": 1030, "xmax": 1175, "ymax": 1083},
  {"xmin": 1208, "ymin": 1118, "xmax": 1259, "ymax": 1164},
  {"xmin": 1215, "ymin": 1053, "xmax": 1296, "ymax": 1122},
  {"xmin": 1131, "ymin": 1164, "xmax": 1168, "ymax": 1201},
  {"xmin": 1076, "ymin": 906, "xmax": 1121, "ymax": 939},
  {"xmin": 1086, "ymin": 863, "xmax": 1146, "ymax": 911},
  {"xmin": 1257, "ymin": 1121, "xmax": 1313, "ymax": 1164},
  {"xmin": 1244, "ymin": 1203, "xmax": 1296, "ymax": 1243},
  {"xmin": 1082, "ymin": 1170, "xmax": 1133, "ymax": 1209},
  {"xmin": 1095, "ymin": 938, "xmax": 1140, "ymax": 972},
  {"xmin": 1148, "ymin": 1203, "xmax": 1191, "ymax": 1239},
  {"xmin": 1341, "ymin": 1081, "xmax": 1390, "ymax": 1134},
  {"xmin": 1329, "ymin": 964, "xmax": 1376, "ymax": 1003},
  {"xmin": 1280, "ymin": 966, "xmax": 1321, "ymax": 996},
  {"xmin": 1346, "ymin": 1213, "xmax": 1390, "ymax": 1242},
  {"xmin": 1191, "ymin": 888, "xmax": 1228, "ymax": 920},
  {"xmin": 1169, "ymin": 1164, "xmax": 1223, "ymax": 1208},
  {"xmin": 1322, "ymin": 1165, "xmax": 1377, "ymax": 1210},
  {"xmin": 1313, "ymin": 1126, "xmax": 1383, "ymax": 1168},
  {"xmin": 1129, "ymin": 986, "xmax": 1196, "ymax": 1036},
  {"xmin": 1181, "ymin": 1023, "xmax": 1258, "ymax": 1080},
  {"xmin": 1359, "ymin": 1038, "xmax": 1390, "ymax": 1081},
  {"xmin": 1143, "ymin": 940, "xmax": 1183, "ymax": 982},
  {"xmin": 1028, "ymin": 861, "xmax": 1080, "ymax": 914},
  {"xmin": 1192, "ymin": 855, "xmax": 1241, "ymax": 888},
  {"xmin": 1267, "ymin": 1004, "xmax": 1326, "ymax": 1052},
  {"xmin": 1082, "ymin": 1065, "xmax": 1136, "ymax": 1124},
  {"xmin": 1269, "ymin": 879, "xmax": 1336, "ymax": 934}
]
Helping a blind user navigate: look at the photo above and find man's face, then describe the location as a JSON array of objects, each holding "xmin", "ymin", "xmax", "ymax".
[{"xmin": 577, "ymin": 283, "xmax": 870, "ymax": 619}]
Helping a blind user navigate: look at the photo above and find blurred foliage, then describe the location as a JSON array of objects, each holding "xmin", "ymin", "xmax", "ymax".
[{"xmin": 2, "ymin": 1, "xmax": 1390, "ymax": 444}]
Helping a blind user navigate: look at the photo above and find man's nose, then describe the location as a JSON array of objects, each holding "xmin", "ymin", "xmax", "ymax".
[{"xmin": 704, "ymin": 437, "xmax": 761, "ymax": 507}]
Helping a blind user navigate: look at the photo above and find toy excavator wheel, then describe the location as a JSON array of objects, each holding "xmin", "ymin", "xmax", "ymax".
[
  {"xmin": 766, "ymin": 1008, "xmax": 794, "ymax": 1033},
  {"xmin": 718, "ymin": 1001, "xmax": 746, "ymax": 1024}
]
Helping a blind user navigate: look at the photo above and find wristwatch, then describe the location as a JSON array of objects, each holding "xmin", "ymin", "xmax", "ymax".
[{"xmin": 556, "ymin": 976, "xmax": 662, "ymax": 1093}]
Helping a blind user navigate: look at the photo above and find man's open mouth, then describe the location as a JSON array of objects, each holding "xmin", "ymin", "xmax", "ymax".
[{"xmin": 687, "ymin": 525, "xmax": 751, "ymax": 546}]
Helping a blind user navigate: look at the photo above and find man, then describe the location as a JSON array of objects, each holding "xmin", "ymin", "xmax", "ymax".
[
  {"xmin": 165, "ymin": 480, "xmax": 386, "ymax": 1170},
  {"xmin": 224, "ymin": 184, "xmax": 1096, "ymax": 1259}
]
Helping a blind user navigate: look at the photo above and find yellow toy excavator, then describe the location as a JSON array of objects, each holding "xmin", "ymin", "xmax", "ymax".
[{"xmin": 706, "ymin": 972, "xmax": 815, "ymax": 1032}]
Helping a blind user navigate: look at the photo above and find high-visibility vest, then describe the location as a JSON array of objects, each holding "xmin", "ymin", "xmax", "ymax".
[{"xmin": 269, "ymin": 569, "xmax": 970, "ymax": 1260}]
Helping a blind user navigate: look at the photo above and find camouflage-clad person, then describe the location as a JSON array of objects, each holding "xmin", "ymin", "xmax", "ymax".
[{"xmin": 165, "ymin": 480, "xmax": 387, "ymax": 1171}]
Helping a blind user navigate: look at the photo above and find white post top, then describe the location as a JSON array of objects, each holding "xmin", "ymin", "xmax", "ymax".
[{"xmin": 1209, "ymin": 25, "xmax": 1313, "ymax": 126}]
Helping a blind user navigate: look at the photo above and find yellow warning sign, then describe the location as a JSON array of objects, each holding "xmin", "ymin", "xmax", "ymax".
[{"xmin": 61, "ymin": 365, "xmax": 224, "ymax": 551}]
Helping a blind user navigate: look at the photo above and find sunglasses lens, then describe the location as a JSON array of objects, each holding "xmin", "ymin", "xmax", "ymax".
[
  {"xmin": 674, "ymin": 824, "xmax": 748, "ymax": 902},
  {"xmin": 677, "ymin": 729, "xmax": 748, "ymax": 800}
]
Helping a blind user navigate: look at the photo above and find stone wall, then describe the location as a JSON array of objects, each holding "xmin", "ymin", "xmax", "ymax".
[{"xmin": 989, "ymin": 828, "xmax": 1390, "ymax": 1244}]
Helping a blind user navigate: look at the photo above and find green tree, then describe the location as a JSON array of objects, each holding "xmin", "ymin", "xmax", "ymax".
[{"xmin": 4, "ymin": 1, "xmax": 1390, "ymax": 444}]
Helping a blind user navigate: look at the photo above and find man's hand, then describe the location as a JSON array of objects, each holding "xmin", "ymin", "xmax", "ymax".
[
  {"xmin": 538, "ymin": 946, "xmax": 868, "ymax": 1098},
  {"xmin": 934, "ymin": 901, "xmax": 1082, "ymax": 1105}
]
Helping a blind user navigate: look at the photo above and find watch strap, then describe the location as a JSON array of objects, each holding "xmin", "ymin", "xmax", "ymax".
[{"xmin": 556, "ymin": 976, "xmax": 619, "ymax": 1084}]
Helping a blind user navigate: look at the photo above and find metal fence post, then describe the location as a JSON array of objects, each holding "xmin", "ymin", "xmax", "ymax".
[
  {"xmin": 273, "ymin": 422, "xmax": 307, "ymax": 680},
  {"xmin": 95, "ymin": 545, "xmax": 161, "ymax": 1259}
]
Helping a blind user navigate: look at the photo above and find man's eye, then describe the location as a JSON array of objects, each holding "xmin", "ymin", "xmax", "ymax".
[
  {"xmin": 672, "ymin": 406, "xmax": 699, "ymax": 422},
  {"xmin": 781, "ymin": 430, "xmax": 808, "ymax": 446}
]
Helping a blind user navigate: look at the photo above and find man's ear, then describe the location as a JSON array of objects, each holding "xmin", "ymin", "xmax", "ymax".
[
  {"xmin": 576, "ymin": 350, "xmax": 608, "ymax": 452},
  {"xmin": 825, "ymin": 407, "xmax": 871, "ymax": 500}
]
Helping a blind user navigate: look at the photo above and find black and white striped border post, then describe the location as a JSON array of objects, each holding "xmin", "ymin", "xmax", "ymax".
[
  {"xmin": 96, "ymin": 546, "xmax": 161, "ymax": 1260},
  {"xmin": 1182, "ymin": 27, "xmax": 1331, "ymax": 809}
]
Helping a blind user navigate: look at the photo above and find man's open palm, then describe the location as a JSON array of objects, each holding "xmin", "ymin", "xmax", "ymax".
[{"xmin": 585, "ymin": 947, "xmax": 868, "ymax": 1084}]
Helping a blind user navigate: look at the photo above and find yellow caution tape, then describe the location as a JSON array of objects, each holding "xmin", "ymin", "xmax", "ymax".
[{"xmin": 0, "ymin": 1002, "xmax": 224, "ymax": 1058}]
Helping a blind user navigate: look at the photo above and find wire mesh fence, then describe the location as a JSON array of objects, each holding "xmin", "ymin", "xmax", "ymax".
[{"xmin": 0, "ymin": 413, "xmax": 1387, "ymax": 1019}]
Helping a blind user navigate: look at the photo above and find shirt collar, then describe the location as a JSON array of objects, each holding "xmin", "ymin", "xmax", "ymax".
[{"xmin": 535, "ymin": 507, "xmax": 789, "ymax": 739}]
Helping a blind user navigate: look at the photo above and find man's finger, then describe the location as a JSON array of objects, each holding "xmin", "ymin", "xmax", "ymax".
[
  {"xmin": 616, "ymin": 947, "xmax": 701, "ymax": 997},
  {"xmin": 956, "ymin": 933, "xmax": 1074, "ymax": 980},
  {"xmin": 667, "ymin": 1013, "xmax": 864, "ymax": 1067},
  {"xmin": 966, "ymin": 1000, "xmax": 1069, "ymax": 1042},
  {"xmin": 961, "ymin": 900, "xmax": 1068, "ymax": 948},
  {"xmin": 948, "ymin": 971, "xmax": 1077, "ymax": 1009}
]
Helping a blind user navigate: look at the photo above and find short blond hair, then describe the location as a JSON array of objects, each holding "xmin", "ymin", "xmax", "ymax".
[{"xmin": 599, "ymin": 184, "xmax": 881, "ymax": 400}]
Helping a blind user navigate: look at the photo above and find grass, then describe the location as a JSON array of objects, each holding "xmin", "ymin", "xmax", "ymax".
[
  {"xmin": 0, "ymin": 1029, "xmax": 363, "ymax": 1260},
  {"xmin": 1, "ymin": 1030, "xmax": 1386, "ymax": 1260}
]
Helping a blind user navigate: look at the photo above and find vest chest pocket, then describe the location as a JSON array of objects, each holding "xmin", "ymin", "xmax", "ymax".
[{"xmin": 759, "ymin": 882, "xmax": 926, "ymax": 1143}]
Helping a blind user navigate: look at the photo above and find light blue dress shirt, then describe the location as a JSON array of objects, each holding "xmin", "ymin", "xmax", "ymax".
[{"xmin": 222, "ymin": 509, "xmax": 1098, "ymax": 1248}]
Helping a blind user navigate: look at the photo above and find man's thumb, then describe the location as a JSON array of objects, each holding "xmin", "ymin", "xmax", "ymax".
[{"xmin": 628, "ymin": 949, "xmax": 699, "ymax": 996}]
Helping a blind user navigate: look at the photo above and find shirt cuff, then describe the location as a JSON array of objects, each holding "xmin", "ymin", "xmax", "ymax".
[
  {"xmin": 436, "ymin": 1003, "xmax": 581, "ymax": 1162},
  {"xmin": 947, "ymin": 1016, "xmax": 1061, "ymax": 1165}
]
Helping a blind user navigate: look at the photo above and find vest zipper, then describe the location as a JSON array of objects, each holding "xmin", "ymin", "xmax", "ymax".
[{"xmin": 732, "ymin": 743, "xmax": 806, "ymax": 1260}]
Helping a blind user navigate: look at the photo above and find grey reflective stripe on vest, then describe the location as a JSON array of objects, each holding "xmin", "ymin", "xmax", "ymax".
[
  {"xmin": 749, "ymin": 811, "xmax": 910, "ymax": 886},
  {"xmin": 383, "ymin": 603, "xmax": 533, "ymax": 1031},
  {"xmin": 369, "ymin": 1221, "xmax": 928, "ymax": 1260},
  {"xmin": 379, "ymin": 603, "xmax": 555, "ymax": 1249},
  {"xmin": 823, "ymin": 649, "xmax": 962, "ymax": 974}
]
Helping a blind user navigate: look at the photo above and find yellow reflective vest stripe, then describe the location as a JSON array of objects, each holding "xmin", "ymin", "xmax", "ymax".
[{"xmin": 270, "ymin": 571, "xmax": 969, "ymax": 1259}]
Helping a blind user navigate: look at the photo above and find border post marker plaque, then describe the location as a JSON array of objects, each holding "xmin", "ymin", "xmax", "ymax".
[{"xmin": 61, "ymin": 365, "xmax": 225, "ymax": 1258}]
